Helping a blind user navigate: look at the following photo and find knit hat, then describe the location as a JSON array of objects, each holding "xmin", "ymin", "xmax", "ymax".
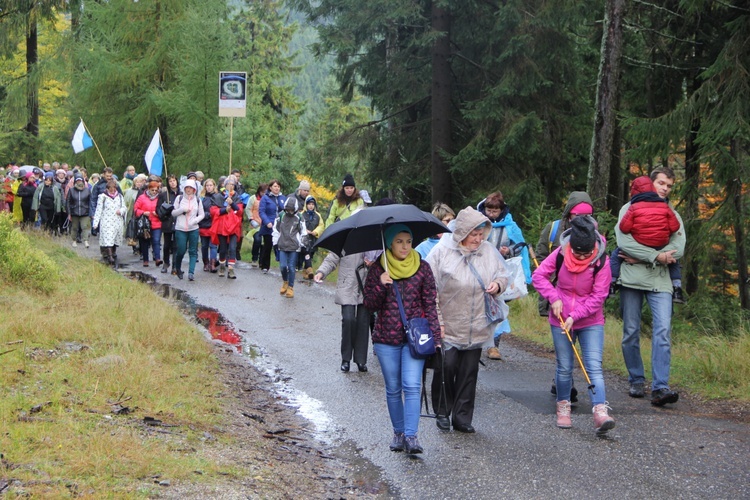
[
  {"xmin": 55, "ymin": 169, "xmax": 66, "ymax": 177},
  {"xmin": 569, "ymin": 202, "xmax": 594, "ymax": 216},
  {"xmin": 384, "ymin": 224, "xmax": 412, "ymax": 249},
  {"xmin": 342, "ymin": 173, "xmax": 355, "ymax": 187},
  {"xmin": 44, "ymin": 171, "xmax": 54, "ymax": 179},
  {"xmin": 298, "ymin": 180, "xmax": 311, "ymax": 191},
  {"xmin": 186, "ymin": 171, "xmax": 197, "ymax": 179},
  {"xmin": 569, "ymin": 216, "xmax": 597, "ymax": 253}
]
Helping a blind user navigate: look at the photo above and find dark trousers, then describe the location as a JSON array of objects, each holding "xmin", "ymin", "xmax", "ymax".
[
  {"xmin": 341, "ymin": 304, "xmax": 370, "ymax": 365},
  {"xmin": 162, "ymin": 231, "xmax": 175, "ymax": 266},
  {"xmin": 218, "ymin": 233, "xmax": 238, "ymax": 264},
  {"xmin": 431, "ymin": 347, "xmax": 482, "ymax": 428},
  {"xmin": 39, "ymin": 207, "xmax": 56, "ymax": 233},
  {"xmin": 259, "ymin": 233, "xmax": 273, "ymax": 270},
  {"xmin": 251, "ymin": 231, "xmax": 262, "ymax": 262}
]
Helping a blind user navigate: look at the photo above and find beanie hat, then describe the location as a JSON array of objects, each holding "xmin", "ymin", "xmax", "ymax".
[
  {"xmin": 298, "ymin": 180, "xmax": 311, "ymax": 191},
  {"xmin": 44, "ymin": 171, "xmax": 54, "ymax": 179},
  {"xmin": 384, "ymin": 223, "xmax": 412, "ymax": 249},
  {"xmin": 342, "ymin": 173, "xmax": 355, "ymax": 187},
  {"xmin": 569, "ymin": 202, "xmax": 594, "ymax": 216},
  {"xmin": 569, "ymin": 216, "xmax": 596, "ymax": 253},
  {"xmin": 186, "ymin": 171, "xmax": 197, "ymax": 179},
  {"xmin": 55, "ymin": 169, "xmax": 66, "ymax": 176}
]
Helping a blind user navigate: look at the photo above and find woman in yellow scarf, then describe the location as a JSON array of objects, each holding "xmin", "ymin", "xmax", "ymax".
[{"xmin": 363, "ymin": 224, "xmax": 440, "ymax": 455}]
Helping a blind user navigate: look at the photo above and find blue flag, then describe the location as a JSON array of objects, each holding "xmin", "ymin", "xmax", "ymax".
[
  {"xmin": 71, "ymin": 120, "xmax": 94, "ymax": 154},
  {"xmin": 145, "ymin": 129, "xmax": 164, "ymax": 177}
]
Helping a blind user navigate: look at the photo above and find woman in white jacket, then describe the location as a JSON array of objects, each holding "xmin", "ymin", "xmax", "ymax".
[{"xmin": 171, "ymin": 179, "xmax": 205, "ymax": 280}]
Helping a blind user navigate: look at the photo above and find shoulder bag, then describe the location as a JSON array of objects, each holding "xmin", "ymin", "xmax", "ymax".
[
  {"xmin": 467, "ymin": 259, "xmax": 508, "ymax": 325},
  {"xmin": 393, "ymin": 281, "xmax": 435, "ymax": 359}
]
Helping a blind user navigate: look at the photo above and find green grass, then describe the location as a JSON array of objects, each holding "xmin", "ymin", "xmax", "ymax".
[
  {"xmin": 510, "ymin": 293, "xmax": 750, "ymax": 401},
  {"xmin": 0, "ymin": 221, "xmax": 248, "ymax": 496}
]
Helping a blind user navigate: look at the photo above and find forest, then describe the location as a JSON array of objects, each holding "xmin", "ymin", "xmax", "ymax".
[{"xmin": 0, "ymin": 0, "xmax": 748, "ymax": 320}]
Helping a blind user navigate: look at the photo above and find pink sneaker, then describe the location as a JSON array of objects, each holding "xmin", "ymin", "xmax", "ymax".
[
  {"xmin": 593, "ymin": 403, "xmax": 615, "ymax": 434},
  {"xmin": 556, "ymin": 400, "xmax": 572, "ymax": 428}
]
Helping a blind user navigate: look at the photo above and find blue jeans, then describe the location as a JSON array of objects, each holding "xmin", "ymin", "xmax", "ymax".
[
  {"xmin": 279, "ymin": 250, "xmax": 298, "ymax": 287},
  {"xmin": 200, "ymin": 234, "xmax": 217, "ymax": 264},
  {"xmin": 373, "ymin": 343, "xmax": 425, "ymax": 437},
  {"xmin": 140, "ymin": 228, "xmax": 162, "ymax": 262},
  {"xmin": 551, "ymin": 324, "xmax": 606, "ymax": 406},
  {"xmin": 174, "ymin": 230, "xmax": 199, "ymax": 274},
  {"xmin": 620, "ymin": 287, "xmax": 673, "ymax": 390}
]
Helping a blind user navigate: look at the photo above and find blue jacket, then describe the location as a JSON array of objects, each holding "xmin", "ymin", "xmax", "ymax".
[{"xmin": 259, "ymin": 191, "xmax": 286, "ymax": 236}]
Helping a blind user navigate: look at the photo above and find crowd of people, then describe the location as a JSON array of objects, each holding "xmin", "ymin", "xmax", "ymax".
[{"xmin": 1, "ymin": 162, "xmax": 686, "ymax": 456}]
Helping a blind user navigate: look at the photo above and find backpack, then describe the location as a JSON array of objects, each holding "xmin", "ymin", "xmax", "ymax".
[{"xmin": 538, "ymin": 250, "xmax": 607, "ymax": 317}]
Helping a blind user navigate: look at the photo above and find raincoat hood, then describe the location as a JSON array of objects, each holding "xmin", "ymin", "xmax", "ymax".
[
  {"xmin": 452, "ymin": 206, "xmax": 491, "ymax": 245},
  {"xmin": 561, "ymin": 191, "xmax": 594, "ymax": 221}
]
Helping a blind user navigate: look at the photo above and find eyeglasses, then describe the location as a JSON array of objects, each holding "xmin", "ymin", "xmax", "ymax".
[{"xmin": 572, "ymin": 249, "xmax": 595, "ymax": 258}]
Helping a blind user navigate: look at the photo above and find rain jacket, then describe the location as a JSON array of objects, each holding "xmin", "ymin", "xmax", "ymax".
[
  {"xmin": 363, "ymin": 259, "xmax": 441, "ymax": 347},
  {"xmin": 615, "ymin": 201, "xmax": 685, "ymax": 294},
  {"xmin": 426, "ymin": 207, "xmax": 510, "ymax": 350},
  {"xmin": 316, "ymin": 252, "xmax": 368, "ymax": 306},
  {"xmin": 66, "ymin": 182, "xmax": 91, "ymax": 217},
  {"xmin": 259, "ymin": 190, "xmax": 286, "ymax": 236},
  {"xmin": 199, "ymin": 192, "xmax": 223, "ymax": 236},
  {"xmin": 209, "ymin": 193, "xmax": 244, "ymax": 244},
  {"xmin": 532, "ymin": 228, "xmax": 611, "ymax": 329},
  {"xmin": 172, "ymin": 192, "xmax": 205, "ymax": 232},
  {"xmin": 476, "ymin": 199, "xmax": 532, "ymax": 284},
  {"xmin": 325, "ymin": 196, "xmax": 364, "ymax": 228},
  {"xmin": 272, "ymin": 198, "xmax": 304, "ymax": 252},
  {"xmin": 134, "ymin": 192, "xmax": 162, "ymax": 231},
  {"xmin": 92, "ymin": 192, "xmax": 126, "ymax": 247},
  {"xmin": 90, "ymin": 177, "xmax": 122, "ymax": 216}
]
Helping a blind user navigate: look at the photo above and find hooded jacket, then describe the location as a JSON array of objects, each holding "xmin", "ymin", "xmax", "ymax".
[
  {"xmin": 535, "ymin": 191, "xmax": 594, "ymax": 261},
  {"xmin": 66, "ymin": 178, "xmax": 91, "ymax": 217},
  {"xmin": 532, "ymin": 228, "xmax": 611, "ymax": 328},
  {"xmin": 172, "ymin": 183, "xmax": 205, "ymax": 232},
  {"xmin": 301, "ymin": 196, "xmax": 324, "ymax": 237},
  {"xmin": 476, "ymin": 199, "xmax": 532, "ymax": 284},
  {"xmin": 259, "ymin": 189, "xmax": 286, "ymax": 236},
  {"xmin": 272, "ymin": 198, "xmax": 304, "ymax": 252},
  {"xmin": 426, "ymin": 207, "xmax": 510, "ymax": 350},
  {"xmin": 619, "ymin": 176, "xmax": 680, "ymax": 248},
  {"xmin": 316, "ymin": 252, "xmax": 367, "ymax": 306}
]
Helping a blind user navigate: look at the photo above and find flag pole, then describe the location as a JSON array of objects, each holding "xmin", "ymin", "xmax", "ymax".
[
  {"xmin": 81, "ymin": 117, "xmax": 108, "ymax": 169},
  {"xmin": 158, "ymin": 129, "xmax": 168, "ymax": 177}
]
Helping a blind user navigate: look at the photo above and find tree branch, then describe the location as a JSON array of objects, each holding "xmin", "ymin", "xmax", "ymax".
[
  {"xmin": 632, "ymin": 0, "xmax": 684, "ymax": 18},
  {"xmin": 622, "ymin": 55, "xmax": 706, "ymax": 72},
  {"xmin": 624, "ymin": 21, "xmax": 700, "ymax": 45}
]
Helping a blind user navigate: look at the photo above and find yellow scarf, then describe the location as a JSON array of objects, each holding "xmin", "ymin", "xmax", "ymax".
[{"xmin": 381, "ymin": 249, "xmax": 420, "ymax": 280}]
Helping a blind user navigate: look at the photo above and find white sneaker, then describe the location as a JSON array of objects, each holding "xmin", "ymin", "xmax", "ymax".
[
  {"xmin": 72, "ymin": 241, "xmax": 77, "ymax": 247},
  {"xmin": 84, "ymin": 241, "xmax": 89, "ymax": 248}
]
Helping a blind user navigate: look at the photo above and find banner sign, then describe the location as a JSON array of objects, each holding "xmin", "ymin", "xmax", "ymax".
[{"xmin": 219, "ymin": 71, "xmax": 247, "ymax": 117}]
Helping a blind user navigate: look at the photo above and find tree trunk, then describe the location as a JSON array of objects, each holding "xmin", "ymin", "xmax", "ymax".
[
  {"xmin": 587, "ymin": 0, "xmax": 626, "ymax": 211},
  {"xmin": 430, "ymin": 2, "xmax": 452, "ymax": 206},
  {"xmin": 683, "ymin": 117, "xmax": 700, "ymax": 295},
  {"xmin": 25, "ymin": 10, "xmax": 39, "ymax": 138},
  {"xmin": 729, "ymin": 140, "xmax": 749, "ymax": 310}
]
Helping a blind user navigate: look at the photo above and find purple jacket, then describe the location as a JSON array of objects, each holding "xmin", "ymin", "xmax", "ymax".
[
  {"xmin": 363, "ymin": 259, "xmax": 441, "ymax": 347},
  {"xmin": 532, "ymin": 246, "xmax": 611, "ymax": 329}
]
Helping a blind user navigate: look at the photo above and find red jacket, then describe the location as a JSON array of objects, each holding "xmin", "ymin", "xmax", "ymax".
[
  {"xmin": 133, "ymin": 193, "xmax": 161, "ymax": 230},
  {"xmin": 209, "ymin": 202, "xmax": 244, "ymax": 244},
  {"xmin": 619, "ymin": 176, "xmax": 680, "ymax": 248}
]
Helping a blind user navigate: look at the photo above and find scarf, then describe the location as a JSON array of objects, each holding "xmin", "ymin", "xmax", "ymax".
[
  {"xmin": 563, "ymin": 242, "xmax": 599, "ymax": 274},
  {"xmin": 146, "ymin": 190, "xmax": 159, "ymax": 200},
  {"xmin": 381, "ymin": 248, "xmax": 420, "ymax": 280},
  {"xmin": 106, "ymin": 190, "xmax": 117, "ymax": 199}
]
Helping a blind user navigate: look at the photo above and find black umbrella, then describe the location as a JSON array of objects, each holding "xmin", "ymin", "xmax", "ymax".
[{"xmin": 314, "ymin": 204, "xmax": 450, "ymax": 257}]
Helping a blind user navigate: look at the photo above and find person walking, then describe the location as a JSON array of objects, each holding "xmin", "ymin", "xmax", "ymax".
[
  {"xmin": 157, "ymin": 174, "xmax": 181, "ymax": 274},
  {"xmin": 532, "ymin": 215, "xmax": 615, "ymax": 434},
  {"xmin": 425, "ymin": 206, "xmax": 509, "ymax": 433},
  {"xmin": 300, "ymin": 195, "xmax": 325, "ymax": 279},
  {"xmin": 325, "ymin": 173, "xmax": 364, "ymax": 227},
  {"xmin": 247, "ymin": 183, "xmax": 267, "ymax": 267},
  {"xmin": 16, "ymin": 173, "xmax": 37, "ymax": 228},
  {"xmin": 210, "ymin": 176, "xmax": 244, "ymax": 279},
  {"xmin": 616, "ymin": 165, "xmax": 685, "ymax": 406},
  {"xmin": 66, "ymin": 174, "xmax": 91, "ymax": 248},
  {"xmin": 258, "ymin": 180, "xmax": 286, "ymax": 273},
  {"xmin": 92, "ymin": 179, "xmax": 126, "ymax": 265},
  {"xmin": 134, "ymin": 180, "xmax": 163, "ymax": 267},
  {"xmin": 31, "ymin": 172, "xmax": 63, "ymax": 234},
  {"xmin": 273, "ymin": 197, "xmax": 305, "ymax": 298},
  {"xmin": 199, "ymin": 178, "xmax": 223, "ymax": 273},
  {"xmin": 363, "ymin": 224, "xmax": 440, "ymax": 455},
  {"xmin": 171, "ymin": 179, "xmax": 205, "ymax": 281}
]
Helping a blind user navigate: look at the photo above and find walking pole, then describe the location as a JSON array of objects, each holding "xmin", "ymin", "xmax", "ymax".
[
  {"xmin": 556, "ymin": 313, "xmax": 596, "ymax": 394},
  {"xmin": 81, "ymin": 118, "xmax": 108, "ymax": 169}
]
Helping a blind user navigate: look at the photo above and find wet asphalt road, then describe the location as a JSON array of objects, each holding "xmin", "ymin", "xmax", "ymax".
[{"xmin": 87, "ymin": 247, "xmax": 749, "ymax": 499}]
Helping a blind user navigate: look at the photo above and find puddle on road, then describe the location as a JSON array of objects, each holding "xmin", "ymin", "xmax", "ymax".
[{"xmin": 122, "ymin": 270, "xmax": 334, "ymax": 437}]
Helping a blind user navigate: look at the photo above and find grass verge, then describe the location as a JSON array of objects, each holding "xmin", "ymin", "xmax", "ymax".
[{"xmin": 0, "ymin": 220, "xmax": 247, "ymax": 496}]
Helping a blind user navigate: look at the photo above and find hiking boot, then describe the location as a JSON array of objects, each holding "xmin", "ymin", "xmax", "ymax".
[
  {"xmin": 171, "ymin": 266, "xmax": 177, "ymax": 275},
  {"xmin": 556, "ymin": 400, "xmax": 572, "ymax": 429},
  {"xmin": 161, "ymin": 263, "xmax": 168, "ymax": 273},
  {"xmin": 487, "ymin": 347, "xmax": 502, "ymax": 360},
  {"xmin": 84, "ymin": 241, "xmax": 89, "ymax": 248},
  {"xmin": 251, "ymin": 260, "xmax": 259, "ymax": 268},
  {"xmin": 404, "ymin": 436, "xmax": 423, "ymax": 454},
  {"xmin": 280, "ymin": 281, "xmax": 289, "ymax": 294},
  {"xmin": 210, "ymin": 259, "xmax": 218, "ymax": 273},
  {"xmin": 285, "ymin": 287, "xmax": 294, "ymax": 298},
  {"xmin": 389, "ymin": 432, "xmax": 405, "ymax": 452},
  {"xmin": 305, "ymin": 267, "xmax": 314, "ymax": 279},
  {"xmin": 176, "ymin": 269, "xmax": 184, "ymax": 280},
  {"xmin": 629, "ymin": 382, "xmax": 645, "ymax": 398},
  {"xmin": 673, "ymin": 286, "xmax": 686, "ymax": 304},
  {"xmin": 218, "ymin": 263, "xmax": 226, "ymax": 277},
  {"xmin": 651, "ymin": 388, "xmax": 679, "ymax": 406},
  {"xmin": 593, "ymin": 403, "xmax": 615, "ymax": 434},
  {"xmin": 203, "ymin": 263, "xmax": 210, "ymax": 272},
  {"xmin": 227, "ymin": 267, "xmax": 236, "ymax": 279}
]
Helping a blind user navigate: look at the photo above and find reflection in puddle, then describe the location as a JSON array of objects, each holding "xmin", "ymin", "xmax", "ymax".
[{"xmin": 196, "ymin": 308, "xmax": 243, "ymax": 350}]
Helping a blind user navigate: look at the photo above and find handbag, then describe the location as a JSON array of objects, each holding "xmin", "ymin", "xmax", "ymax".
[
  {"xmin": 467, "ymin": 259, "xmax": 508, "ymax": 325},
  {"xmin": 393, "ymin": 281, "xmax": 435, "ymax": 359},
  {"xmin": 499, "ymin": 256, "xmax": 528, "ymax": 301},
  {"xmin": 136, "ymin": 213, "xmax": 151, "ymax": 240}
]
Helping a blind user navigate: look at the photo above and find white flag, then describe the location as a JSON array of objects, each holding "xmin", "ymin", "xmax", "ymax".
[
  {"xmin": 71, "ymin": 120, "xmax": 94, "ymax": 154},
  {"xmin": 144, "ymin": 129, "xmax": 164, "ymax": 177}
]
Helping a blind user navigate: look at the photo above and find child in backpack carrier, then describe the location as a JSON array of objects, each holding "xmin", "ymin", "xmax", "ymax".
[
  {"xmin": 273, "ymin": 197, "xmax": 305, "ymax": 298},
  {"xmin": 611, "ymin": 175, "xmax": 684, "ymax": 303}
]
